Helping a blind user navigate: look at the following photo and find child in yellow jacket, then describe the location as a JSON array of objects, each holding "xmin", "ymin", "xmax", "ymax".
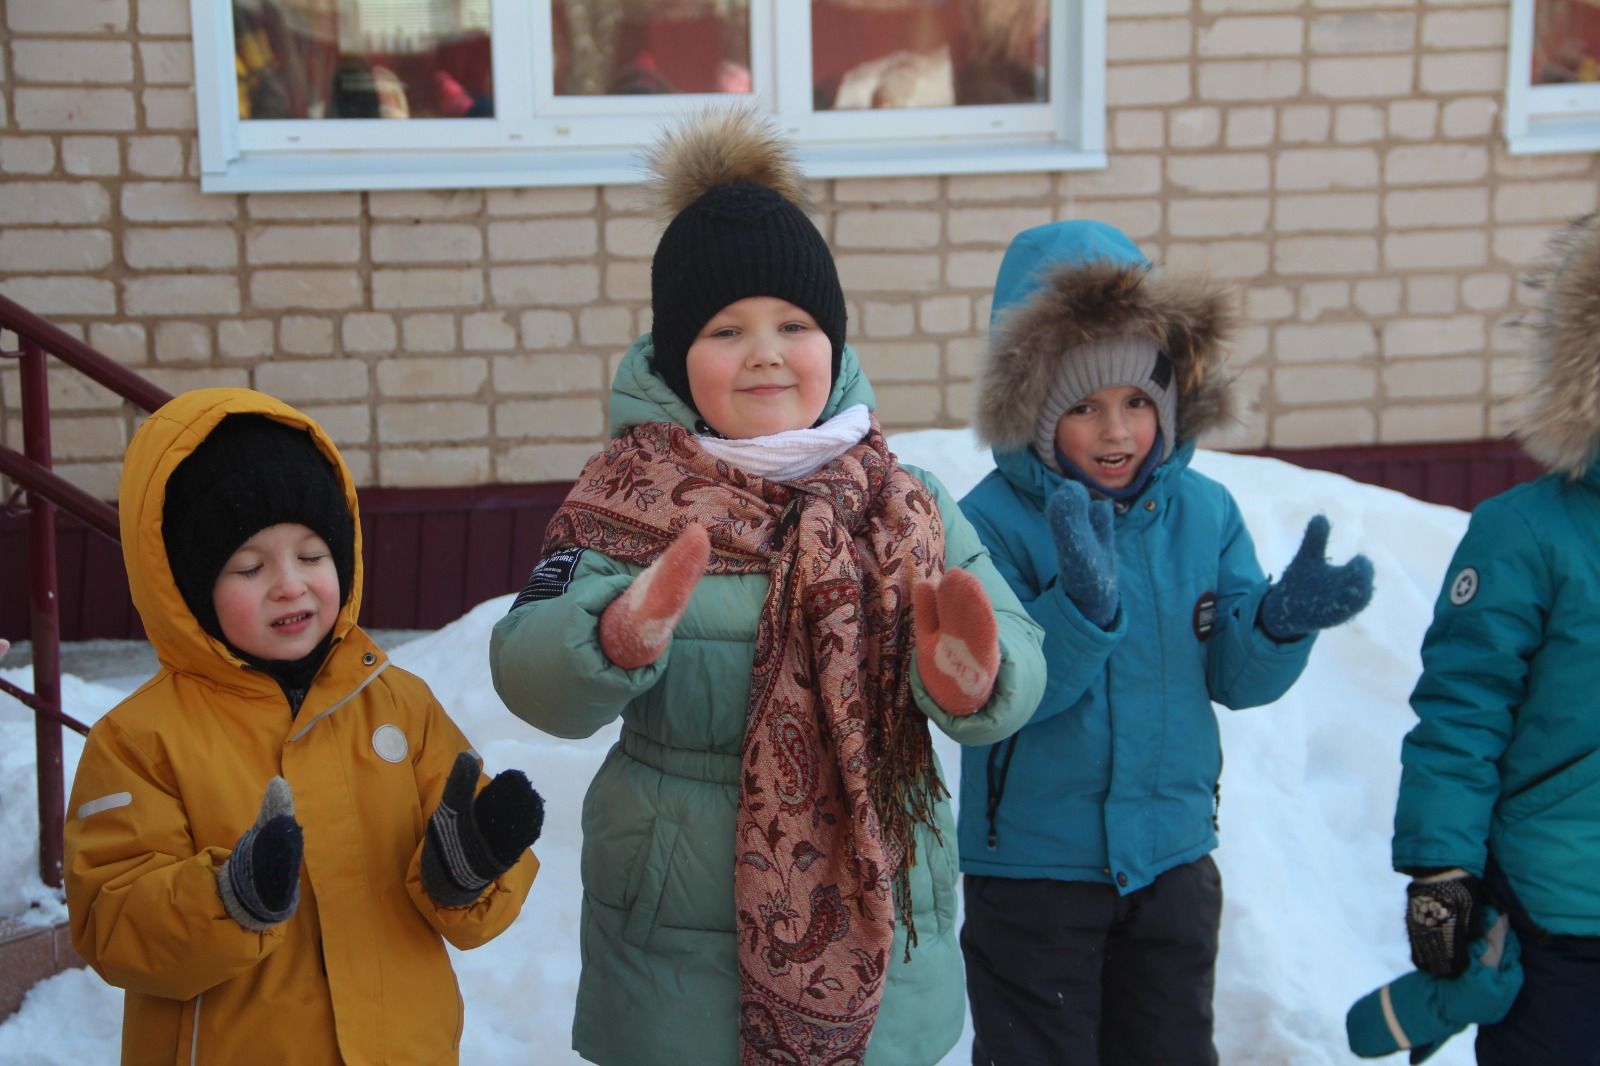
[{"xmin": 66, "ymin": 387, "xmax": 542, "ymax": 1065}]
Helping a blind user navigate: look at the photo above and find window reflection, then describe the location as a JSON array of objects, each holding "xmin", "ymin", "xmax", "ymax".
[
  {"xmin": 234, "ymin": 0, "xmax": 494, "ymax": 120},
  {"xmin": 1532, "ymin": 1, "xmax": 1600, "ymax": 84},
  {"xmin": 812, "ymin": 0, "xmax": 1047, "ymax": 111},
  {"xmin": 551, "ymin": 1, "xmax": 752, "ymax": 96}
]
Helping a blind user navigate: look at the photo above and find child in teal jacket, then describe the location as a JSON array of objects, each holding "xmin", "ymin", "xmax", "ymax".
[
  {"xmin": 1393, "ymin": 214, "xmax": 1600, "ymax": 1065},
  {"xmin": 957, "ymin": 220, "xmax": 1373, "ymax": 1065}
]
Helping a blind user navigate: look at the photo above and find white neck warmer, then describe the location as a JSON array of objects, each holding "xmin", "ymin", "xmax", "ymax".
[{"xmin": 697, "ymin": 404, "xmax": 871, "ymax": 482}]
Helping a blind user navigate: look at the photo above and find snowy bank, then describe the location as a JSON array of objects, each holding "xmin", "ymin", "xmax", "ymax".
[{"xmin": 0, "ymin": 430, "xmax": 1473, "ymax": 1065}]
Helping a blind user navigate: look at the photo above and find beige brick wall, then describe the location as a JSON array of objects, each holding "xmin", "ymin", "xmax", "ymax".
[{"xmin": 0, "ymin": 1, "xmax": 1589, "ymax": 500}]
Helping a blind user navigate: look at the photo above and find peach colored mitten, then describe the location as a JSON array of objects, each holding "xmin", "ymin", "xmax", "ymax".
[
  {"xmin": 912, "ymin": 567, "xmax": 1000, "ymax": 716},
  {"xmin": 599, "ymin": 523, "xmax": 711, "ymax": 669}
]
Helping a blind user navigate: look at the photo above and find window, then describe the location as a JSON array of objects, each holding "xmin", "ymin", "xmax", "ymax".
[
  {"xmin": 194, "ymin": 0, "xmax": 1106, "ymax": 192},
  {"xmin": 1506, "ymin": 0, "xmax": 1600, "ymax": 153}
]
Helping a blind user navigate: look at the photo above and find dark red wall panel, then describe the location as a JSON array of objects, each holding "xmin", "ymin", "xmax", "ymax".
[
  {"xmin": 0, "ymin": 440, "xmax": 1550, "ymax": 641},
  {"xmin": 2, "ymin": 481, "xmax": 571, "ymax": 641}
]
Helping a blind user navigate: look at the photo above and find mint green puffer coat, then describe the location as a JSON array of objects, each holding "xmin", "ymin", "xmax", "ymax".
[{"xmin": 491, "ymin": 337, "xmax": 1046, "ymax": 1066}]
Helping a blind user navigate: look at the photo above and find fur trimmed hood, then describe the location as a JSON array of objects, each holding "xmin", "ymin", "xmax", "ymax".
[
  {"xmin": 974, "ymin": 220, "xmax": 1235, "ymax": 453},
  {"xmin": 1517, "ymin": 212, "xmax": 1600, "ymax": 478}
]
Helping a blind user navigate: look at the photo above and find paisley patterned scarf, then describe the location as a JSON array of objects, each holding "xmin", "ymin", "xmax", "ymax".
[{"xmin": 543, "ymin": 417, "xmax": 947, "ymax": 1065}]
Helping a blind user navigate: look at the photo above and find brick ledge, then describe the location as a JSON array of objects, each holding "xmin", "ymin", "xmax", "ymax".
[{"xmin": 0, "ymin": 916, "xmax": 85, "ymax": 1022}]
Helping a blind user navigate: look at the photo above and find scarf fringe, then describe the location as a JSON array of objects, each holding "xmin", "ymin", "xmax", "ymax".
[{"xmin": 869, "ymin": 695, "xmax": 948, "ymax": 961}]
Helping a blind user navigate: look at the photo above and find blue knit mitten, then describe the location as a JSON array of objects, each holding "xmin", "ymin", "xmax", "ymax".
[
  {"xmin": 1046, "ymin": 480, "xmax": 1119, "ymax": 629},
  {"xmin": 1260, "ymin": 515, "xmax": 1374, "ymax": 641},
  {"xmin": 217, "ymin": 776, "xmax": 303, "ymax": 931},
  {"xmin": 422, "ymin": 751, "xmax": 544, "ymax": 907}
]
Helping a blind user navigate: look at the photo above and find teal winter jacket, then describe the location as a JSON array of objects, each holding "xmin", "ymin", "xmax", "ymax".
[
  {"xmin": 1393, "ymin": 463, "xmax": 1600, "ymax": 935},
  {"xmin": 957, "ymin": 218, "xmax": 1314, "ymax": 894},
  {"xmin": 492, "ymin": 337, "xmax": 1047, "ymax": 1066},
  {"xmin": 958, "ymin": 442, "xmax": 1314, "ymax": 891}
]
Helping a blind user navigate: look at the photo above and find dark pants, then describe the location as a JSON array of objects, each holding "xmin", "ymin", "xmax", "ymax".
[
  {"xmin": 960, "ymin": 856, "xmax": 1222, "ymax": 1066},
  {"xmin": 1475, "ymin": 931, "xmax": 1600, "ymax": 1066}
]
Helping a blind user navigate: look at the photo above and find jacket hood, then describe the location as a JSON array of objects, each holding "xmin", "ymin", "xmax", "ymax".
[
  {"xmin": 119, "ymin": 388, "xmax": 363, "ymax": 689},
  {"xmin": 608, "ymin": 332, "xmax": 876, "ymax": 437},
  {"xmin": 1518, "ymin": 212, "xmax": 1600, "ymax": 479},
  {"xmin": 974, "ymin": 220, "xmax": 1235, "ymax": 455}
]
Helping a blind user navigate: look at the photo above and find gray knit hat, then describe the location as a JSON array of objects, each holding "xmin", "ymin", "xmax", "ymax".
[{"xmin": 1032, "ymin": 334, "xmax": 1176, "ymax": 473}]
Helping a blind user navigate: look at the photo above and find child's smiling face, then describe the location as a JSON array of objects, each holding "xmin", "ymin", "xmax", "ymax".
[
  {"xmin": 211, "ymin": 522, "xmax": 340, "ymax": 661},
  {"xmin": 686, "ymin": 296, "xmax": 832, "ymax": 439},
  {"xmin": 1053, "ymin": 384, "xmax": 1159, "ymax": 489}
]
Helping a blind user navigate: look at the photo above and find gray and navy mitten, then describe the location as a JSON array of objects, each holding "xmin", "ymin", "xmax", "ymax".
[
  {"xmin": 1047, "ymin": 480, "xmax": 1119, "ymax": 629},
  {"xmin": 1260, "ymin": 515, "xmax": 1374, "ymax": 641},
  {"xmin": 217, "ymin": 776, "xmax": 303, "ymax": 931},
  {"xmin": 421, "ymin": 751, "xmax": 544, "ymax": 907}
]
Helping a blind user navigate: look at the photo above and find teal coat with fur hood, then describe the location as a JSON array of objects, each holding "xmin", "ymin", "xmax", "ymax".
[
  {"xmin": 1393, "ymin": 214, "xmax": 1600, "ymax": 935},
  {"xmin": 491, "ymin": 337, "xmax": 1046, "ymax": 1065},
  {"xmin": 956, "ymin": 220, "xmax": 1316, "ymax": 892}
]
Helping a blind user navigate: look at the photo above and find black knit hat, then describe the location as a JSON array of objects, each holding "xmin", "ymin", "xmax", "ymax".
[
  {"xmin": 647, "ymin": 110, "xmax": 846, "ymax": 415},
  {"xmin": 162, "ymin": 414, "xmax": 354, "ymax": 643}
]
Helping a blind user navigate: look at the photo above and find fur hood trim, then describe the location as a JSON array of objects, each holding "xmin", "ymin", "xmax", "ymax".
[
  {"xmin": 1517, "ymin": 213, "xmax": 1600, "ymax": 478},
  {"xmin": 646, "ymin": 106, "xmax": 810, "ymax": 219},
  {"xmin": 975, "ymin": 258, "xmax": 1236, "ymax": 451}
]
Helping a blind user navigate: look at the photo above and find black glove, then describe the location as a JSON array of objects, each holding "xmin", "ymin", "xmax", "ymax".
[
  {"xmin": 217, "ymin": 777, "xmax": 303, "ymax": 931},
  {"xmin": 1405, "ymin": 868, "xmax": 1486, "ymax": 978},
  {"xmin": 1047, "ymin": 480, "xmax": 1119, "ymax": 629},
  {"xmin": 421, "ymin": 751, "xmax": 544, "ymax": 907}
]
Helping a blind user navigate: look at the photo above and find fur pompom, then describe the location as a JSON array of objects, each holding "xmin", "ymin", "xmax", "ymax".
[
  {"xmin": 1516, "ymin": 212, "xmax": 1600, "ymax": 477},
  {"xmin": 647, "ymin": 107, "xmax": 810, "ymax": 220}
]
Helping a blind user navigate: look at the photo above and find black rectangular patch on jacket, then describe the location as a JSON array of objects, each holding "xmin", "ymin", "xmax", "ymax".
[{"xmin": 511, "ymin": 546, "xmax": 585, "ymax": 610}]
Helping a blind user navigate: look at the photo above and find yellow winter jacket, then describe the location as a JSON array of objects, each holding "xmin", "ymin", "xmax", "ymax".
[{"xmin": 65, "ymin": 388, "xmax": 538, "ymax": 1065}]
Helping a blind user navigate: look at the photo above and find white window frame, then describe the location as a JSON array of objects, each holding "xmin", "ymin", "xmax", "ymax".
[
  {"xmin": 193, "ymin": 0, "xmax": 1106, "ymax": 192},
  {"xmin": 1506, "ymin": 0, "xmax": 1600, "ymax": 154}
]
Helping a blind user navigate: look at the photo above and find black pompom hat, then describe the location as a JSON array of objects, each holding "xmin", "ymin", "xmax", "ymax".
[{"xmin": 647, "ymin": 109, "xmax": 846, "ymax": 415}]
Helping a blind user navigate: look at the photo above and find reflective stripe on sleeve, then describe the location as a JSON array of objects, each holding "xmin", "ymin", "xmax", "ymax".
[{"xmin": 76, "ymin": 791, "xmax": 132, "ymax": 819}]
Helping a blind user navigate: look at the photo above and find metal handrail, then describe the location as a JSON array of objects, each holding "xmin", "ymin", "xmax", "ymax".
[
  {"xmin": 0, "ymin": 293, "xmax": 172, "ymax": 412},
  {"xmin": 1, "ymin": 291, "xmax": 172, "ymax": 889},
  {"xmin": 0, "ymin": 448, "xmax": 119, "ymax": 541}
]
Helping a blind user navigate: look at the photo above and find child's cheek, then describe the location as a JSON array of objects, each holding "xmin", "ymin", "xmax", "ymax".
[{"xmin": 212, "ymin": 577, "xmax": 258, "ymax": 646}]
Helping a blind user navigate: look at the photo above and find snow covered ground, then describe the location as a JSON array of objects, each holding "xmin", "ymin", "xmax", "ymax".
[{"xmin": 0, "ymin": 429, "xmax": 1474, "ymax": 1065}]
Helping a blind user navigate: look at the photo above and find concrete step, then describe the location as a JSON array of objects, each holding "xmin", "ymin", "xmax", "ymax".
[{"xmin": 0, "ymin": 916, "xmax": 84, "ymax": 1022}]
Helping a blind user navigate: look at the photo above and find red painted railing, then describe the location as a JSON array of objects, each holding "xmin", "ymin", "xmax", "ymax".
[{"xmin": 0, "ymin": 292, "xmax": 171, "ymax": 889}]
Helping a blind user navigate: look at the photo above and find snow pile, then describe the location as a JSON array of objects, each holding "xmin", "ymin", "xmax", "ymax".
[{"xmin": 0, "ymin": 431, "xmax": 1474, "ymax": 1065}]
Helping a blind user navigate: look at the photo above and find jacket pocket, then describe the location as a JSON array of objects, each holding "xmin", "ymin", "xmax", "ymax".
[
  {"xmin": 1498, "ymin": 745, "xmax": 1600, "ymax": 826},
  {"xmin": 622, "ymin": 817, "xmax": 680, "ymax": 949}
]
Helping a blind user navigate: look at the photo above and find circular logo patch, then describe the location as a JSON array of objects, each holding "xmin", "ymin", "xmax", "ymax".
[
  {"xmin": 372, "ymin": 724, "xmax": 409, "ymax": 764},
  {"xmin": 1448, "ymin": 566, "xmax": 1479, "ymax": 606}
]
